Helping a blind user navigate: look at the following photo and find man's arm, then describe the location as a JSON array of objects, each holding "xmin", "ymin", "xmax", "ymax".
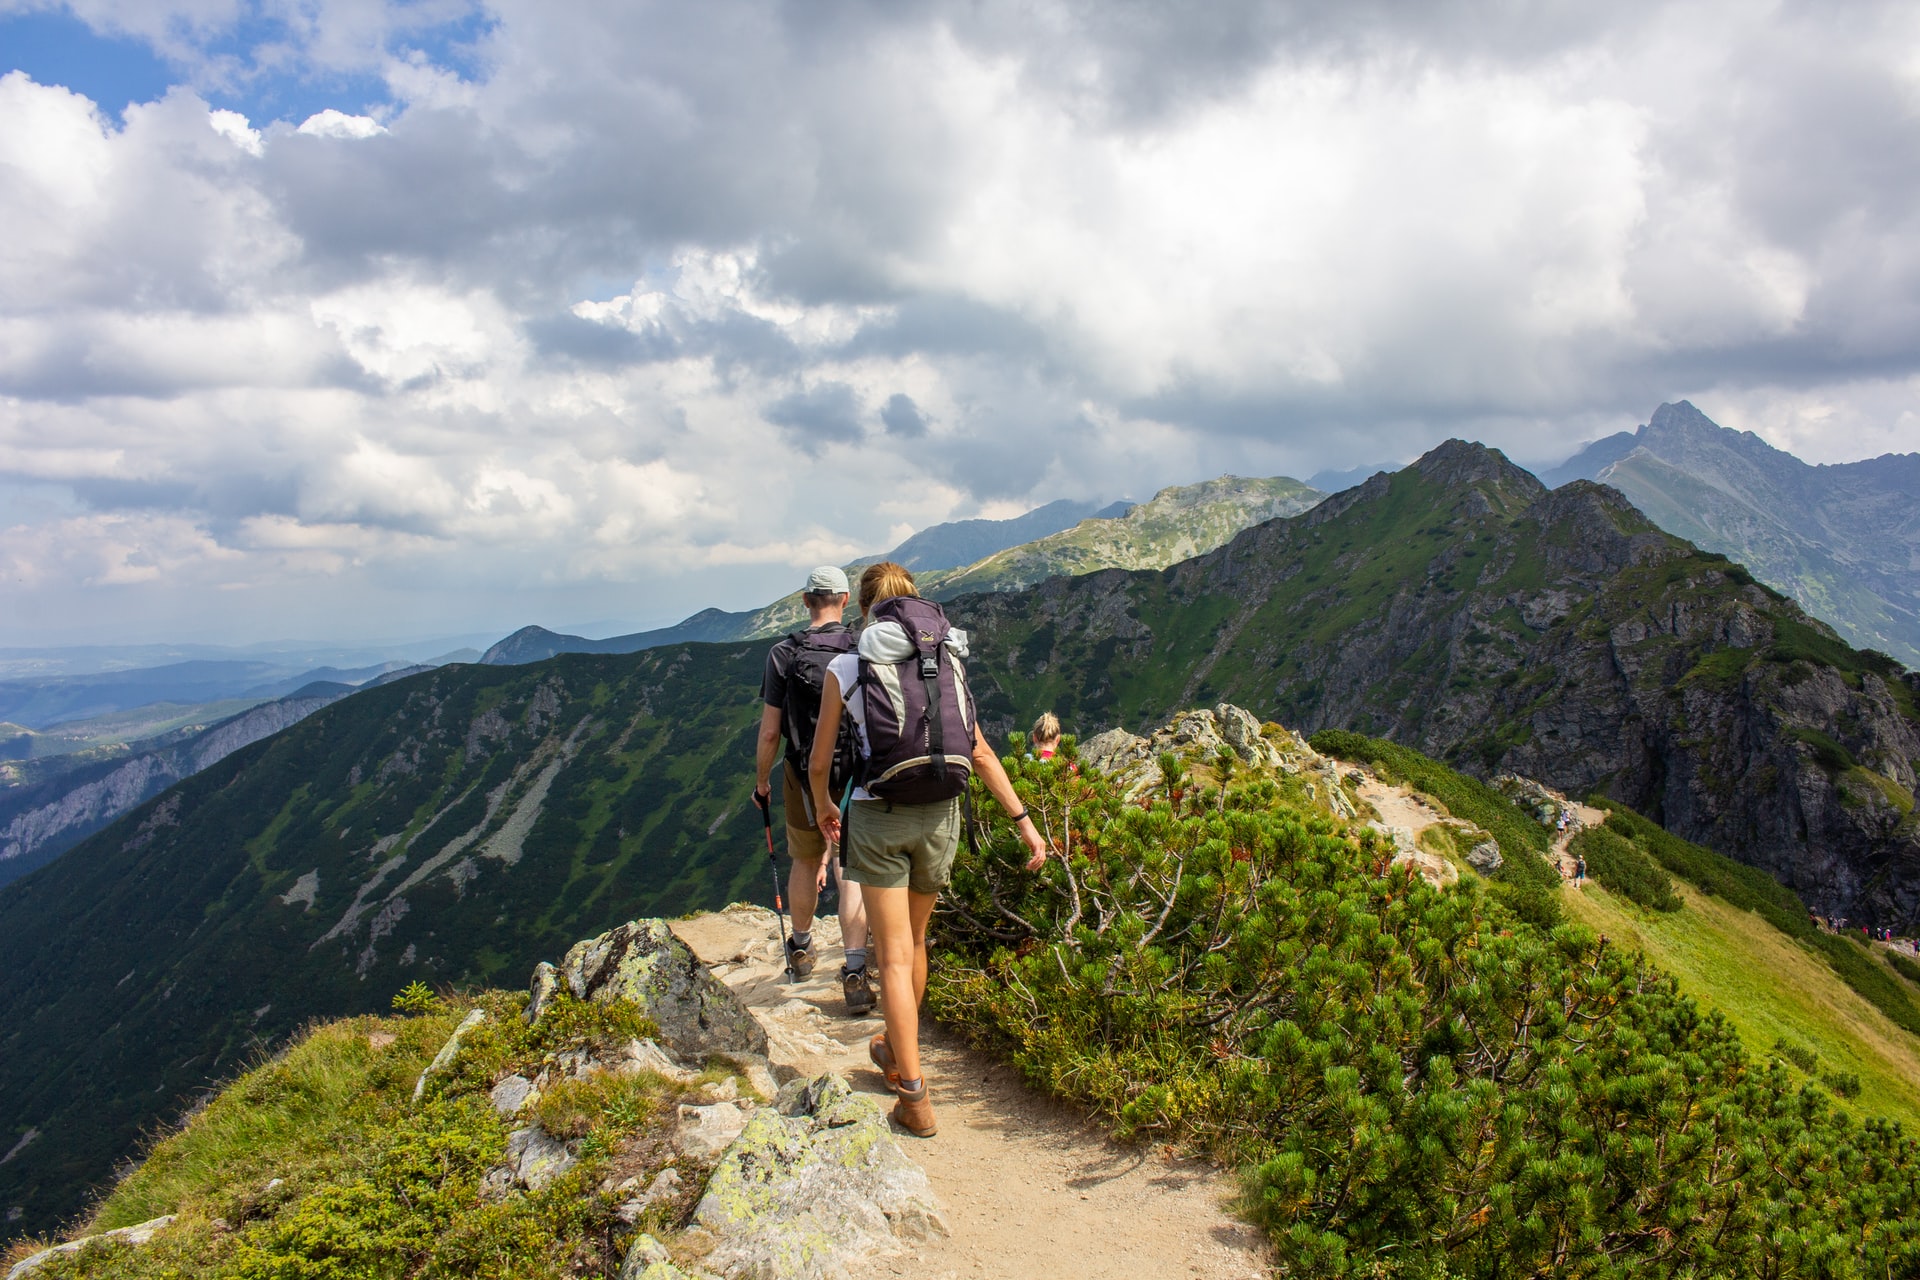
[
  {"xmin": 753, "ymin": 702, "xmax": 784, "ymax": 800},
  {"xmin": 972, "ymin": 724, "xmax": 1050, "ymax": 871}
]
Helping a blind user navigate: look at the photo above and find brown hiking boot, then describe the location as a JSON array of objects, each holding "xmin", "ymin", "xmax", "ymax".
[
  {"xmin": 842, "ymin": 965, "xmax": 875, "ymax": 1016},
  {"xmin": 784, "ymin": 934, "xmax": 815, "ymax": 979},
  {"xmin": 892, "ymin": 1080, "xmax": 936, "ymax": 1137},
  {"xmin": 869, "ymin": 1032, "xmax": 901, "ymax": 1089}
]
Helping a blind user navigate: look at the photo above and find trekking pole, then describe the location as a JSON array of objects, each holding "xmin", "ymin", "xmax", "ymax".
[{"xmin": 754, "ymin": 791, "xmax": 797, "ymax": 981}]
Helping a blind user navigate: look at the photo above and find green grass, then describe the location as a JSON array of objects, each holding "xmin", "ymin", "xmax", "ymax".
[
  {"xmin": 1562, "ymin": 880, "xmax": 1920, "ymax": 1130},
  {"xmin": 14, "ymin": 989, "xmax": 715, "ymax": 1280}
]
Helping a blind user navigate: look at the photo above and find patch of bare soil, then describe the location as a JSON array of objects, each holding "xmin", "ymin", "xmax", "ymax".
[{"xmin": 672, "ymin": 906, "xmax": 1269, "ymax": 1280}]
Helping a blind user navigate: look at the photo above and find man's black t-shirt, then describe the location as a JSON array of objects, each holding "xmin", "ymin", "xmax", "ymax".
[{"xmin": 760, "ymin": 621, "xmax": 850, "ymax": 736}]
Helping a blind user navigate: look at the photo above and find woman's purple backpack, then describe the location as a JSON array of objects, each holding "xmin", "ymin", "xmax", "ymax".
[{"xmin": 855, "ymin": 596, "xmax": 978, "ymax": 804}]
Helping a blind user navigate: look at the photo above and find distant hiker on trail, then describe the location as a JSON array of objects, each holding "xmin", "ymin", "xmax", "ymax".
[
  {"xmin": 811, "ymin": 560, "xmax": 1051, "ymax": 1138},
  {"xmin": 1029, "ymin": 712, "xmax": 1062, "ymax": 761},
  {"xmin": 753, "ymin": 564, "xmax": 876, "ymax": 1015},
  {"xmin": 1574, "ymin": 854, "xmax": 1587, "ymax": 886}
]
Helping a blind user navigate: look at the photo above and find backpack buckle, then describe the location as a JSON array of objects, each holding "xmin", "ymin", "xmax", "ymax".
[{"xmin": 918, "ymin": 654, "xmax": 938, "ymax": 679}]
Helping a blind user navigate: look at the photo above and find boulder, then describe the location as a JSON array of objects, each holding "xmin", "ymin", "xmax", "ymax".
[
  {"xmin": 694, "ymin": 1074, "xmax": 947, "ymax": 1280},
  {"xmin": 413, "ymin": 1008, "xmax": 489, "ymax": 1101},
  {"xmin": 1467, "ymin": 840, "xmax": 1504, "ymax": 873},
  {"xmin": 505, "ymin": 1124, "xmax": 576, "ymax": 1191},
  {"xmin": 7, "ymin": 1215, "xmax": 175, "ymax": 1278},
  {"xmin": 531, "ymin": 920, "xmax": 767, "ymax": 1064}
]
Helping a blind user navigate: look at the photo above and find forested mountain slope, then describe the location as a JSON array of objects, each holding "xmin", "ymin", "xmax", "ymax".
[{"xmin": 0, "ymin": 648, "xmax": 769, "ymax": 1234}]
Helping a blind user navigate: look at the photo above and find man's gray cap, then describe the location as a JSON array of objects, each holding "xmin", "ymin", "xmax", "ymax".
[{"xmin": 805, "ymin": 565, "xmax": 850, "ymax": 594}]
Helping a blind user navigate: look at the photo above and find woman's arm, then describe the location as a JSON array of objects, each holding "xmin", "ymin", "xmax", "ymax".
[
  {"xmin": 972, "ymin": 723, "xmax": 1050, "ymax": 871},
  {"xmin": 811, "ymin": 670, "xmax": 845, "ymax": 848}
]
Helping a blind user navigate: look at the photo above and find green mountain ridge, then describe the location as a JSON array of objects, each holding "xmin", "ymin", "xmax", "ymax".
[{"xmin": 953, "ymin": 439, "xmax": 1920, "ymax": 925}]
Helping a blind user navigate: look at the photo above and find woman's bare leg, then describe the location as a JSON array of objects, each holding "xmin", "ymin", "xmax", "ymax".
[
  {"xmin": 839, "ymin": 873, "xmax": 869, "ymax": 955},
  {"xmin": 864, "ymin": 885, "xmax": 938, "ymax": 1082}
]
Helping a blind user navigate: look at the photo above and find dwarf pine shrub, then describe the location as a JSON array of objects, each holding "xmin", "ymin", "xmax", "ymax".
[{"xmin": 933, "ymin": 748, "xmax": 1920, "ymax": 1278}]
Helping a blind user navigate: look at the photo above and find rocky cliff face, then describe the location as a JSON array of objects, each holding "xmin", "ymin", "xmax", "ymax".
[{"xmin": 954, "ymin": 439, "xmax": 1920, "ymax": 924}]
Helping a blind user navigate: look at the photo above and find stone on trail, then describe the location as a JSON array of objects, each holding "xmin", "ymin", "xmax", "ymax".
[
  {"xmin": 694, "ymin": 1073, "xmax": 947, "ymax": 1280},
  {"xmin": 529, "ymin": 919, "xmax": 768, "ymax": 1064}
]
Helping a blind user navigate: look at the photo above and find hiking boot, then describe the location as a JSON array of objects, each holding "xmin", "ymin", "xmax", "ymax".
[
  {"xmin": 785, "ymin": 934, "xmax": 816, "ymax": 979},
  {"xmin": 891, "ymin": 1080, "xmax": 936, "ymax": 1138},
  {"xmin": 842, "ymin": 965, "xmax": 876, "ymax": 1016},
  {"xmin": 869, "ymin": 1032, "xmax": 902, "ymax": 1089}
]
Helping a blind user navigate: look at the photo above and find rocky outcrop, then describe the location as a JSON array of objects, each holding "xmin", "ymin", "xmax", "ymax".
[
  {"xmin": 527, "ymin": 919, "xmax": 769, "ymax": 1064},
  {"xmin": 5, "ymin": 1214, "xmax": 174, "ymax": 1278},
  {"xmin": 691, "ymin": 1074, "xmax": 948, "ymax": 1280}
]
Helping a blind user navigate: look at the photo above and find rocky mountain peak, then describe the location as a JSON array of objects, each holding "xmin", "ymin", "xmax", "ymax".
[{"xmin": 1410, "ymin": 438, "xmax": 1548, "ymax": 502}]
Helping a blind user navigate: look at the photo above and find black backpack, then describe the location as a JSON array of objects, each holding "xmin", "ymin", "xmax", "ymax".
[
  {"xmin": 854, "ymin": 597, "xmax": 978, "ymax": 804},
  {"xmin": 781, "ymin": 628, "xmax": 859, "ymax": 794}
]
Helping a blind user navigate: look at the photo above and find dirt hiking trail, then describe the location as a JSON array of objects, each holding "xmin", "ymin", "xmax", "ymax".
[
  {"xmin": 1351, "ymin": 772, "xmax": 1605, "ymax": 882},
  {"xmin": 672, "ymin": 906, "xmax": 1270, "ymax": 1280}
]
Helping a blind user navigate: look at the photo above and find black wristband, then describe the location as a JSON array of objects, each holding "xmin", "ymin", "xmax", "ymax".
[{"xmin": 1008, "ymin": 809, "xmax": 1029, "ymax": 823}]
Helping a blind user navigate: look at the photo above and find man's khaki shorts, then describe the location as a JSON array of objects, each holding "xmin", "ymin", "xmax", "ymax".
[
  {"xmin": 842, "ymin": 796, "xmax": 960, "ymax": 895},
  {"xmin": 782, "ymin": 760, "xmax": 828, "ymax": 863}
]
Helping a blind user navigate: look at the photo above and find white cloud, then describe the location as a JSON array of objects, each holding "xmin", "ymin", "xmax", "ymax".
[
  {"xmin": 295, "ymin": 109, "xmax": 388, "ymax": 139},
  {"xmin": 1, "ymin": 1, "xmax": 1918, "ymax": 646}
]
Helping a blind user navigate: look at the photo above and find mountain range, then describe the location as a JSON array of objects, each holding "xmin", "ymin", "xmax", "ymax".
[
  {"xmin": 3, "ymin": 436, "xmax": 1915, "ymax": 1235},
  {"xmin": 1547, "ymin": 400, "xmax": 1920, "ymax": 667},
  {"xmin": 481, "ymin": 474, "xmax": 1322, "ymax": 665}
]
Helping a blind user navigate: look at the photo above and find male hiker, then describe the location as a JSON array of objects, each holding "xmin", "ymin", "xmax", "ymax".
[{"xmin": 753, "ymin": 565, "xmax": 875, "ymax": 1014}]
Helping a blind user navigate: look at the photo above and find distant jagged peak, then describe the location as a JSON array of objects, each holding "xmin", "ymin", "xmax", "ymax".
[
  {"xmin": 1410, "ymin": 438, "xmax": 1549, "ymax": 501},
  {"xmin": 1642, "ymin": 400, "xmax": 1790, "ymax": 461}
]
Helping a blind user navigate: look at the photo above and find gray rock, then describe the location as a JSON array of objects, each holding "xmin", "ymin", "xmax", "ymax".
[
  {"xmin": 505, "ymin": 1124, "xmax": 576, "ymax": 1190},
  {"xmin": 618, "ymin": 1232, "xmax": 697, "ymax": 1280},
  {"xmin": 413, "ymin": 1007, "xmax": 488, "ymax": 1101},
  {"xmin": 620, "ymin": 1037, "xmax": 699, "ymax": 1083},
  {"xmin": 537, "ymin": 919, "xmax": 768, "ymax": 1063},
  {"xmin": 489, "ymin": 1074, "xmax": 535, "ymax": 1116},
  {"xmin": 1467, "ymin": 840, "xmax": 1504, "ymax": 873},
  {"xmin": 695, "ymin": 1073, "xmax": 947, "ymax": 1279},
  {"xmin": 675, "ymin": 1101, "xmax": 752, "ymax": 1160},
  {"xmin": 614, "ymin": 1166, "xmax": 685, "ymax": 1224},
  {"xmin": 6, "ymin": 1214, "xmax": 176, "ymax": 1279},
  {"xmin": 526, "ymin": 960, "xmax": 561, "ymax": 1023}
]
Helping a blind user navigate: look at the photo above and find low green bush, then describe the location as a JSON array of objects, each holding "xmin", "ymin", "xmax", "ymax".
[{"xmin": 933, "ymin": 754, "xmax": 1920, "ymax": 1278}]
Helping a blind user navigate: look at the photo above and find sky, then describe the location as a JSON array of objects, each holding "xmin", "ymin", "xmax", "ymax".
[{"xmin": 3, "ymin": 0, "xmax": 1919, "ymax": 648}]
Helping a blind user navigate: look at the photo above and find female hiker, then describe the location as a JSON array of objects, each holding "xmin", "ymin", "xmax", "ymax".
[
  {"xmin": 1029, "ymin": 711, "xmax": 1062, "ymax": 761},
  {"xmin": 810, "ymin": 561, "xmax": 1049, "ymax": 1137}
]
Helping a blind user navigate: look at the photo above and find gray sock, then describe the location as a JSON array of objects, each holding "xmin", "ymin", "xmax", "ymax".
[
  {"xmin": 791, "ymin": 929, "xmax": 812, "ymax": 950},
  {"xmin": 844, "ymin": 947, "xmax": 867, "ymax": 972}
]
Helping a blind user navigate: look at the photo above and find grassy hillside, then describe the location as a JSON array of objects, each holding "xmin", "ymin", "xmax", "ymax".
[{"xmin": 0, "ymin": 646, "xmax": 773, "ymax": 1235}]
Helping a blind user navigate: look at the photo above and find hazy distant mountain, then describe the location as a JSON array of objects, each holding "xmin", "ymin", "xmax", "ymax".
[
  {"xmin": 481, "ymin": 478, "xmax": 1317, "ymax": 665},
  {"xmin": 0, "ymin": 667, "xmax": 438, "ymax": 887},
  {"xmin": 1308, "ymin": 461, "xmax": 1404, "ymax": 493},
  {"xmin": 1548, "ymin": 401, "xmax": 1920, "ymax": 666},
  {"xmin": 872, "ymin": 498, "xmax": 1133, "ymax": 572}
]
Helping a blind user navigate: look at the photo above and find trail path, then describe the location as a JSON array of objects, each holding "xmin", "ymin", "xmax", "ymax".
[
  {"xmin": 1351, "ymin": 771, "xmax": 1607, "ymax": 882},
  {"xmin": 672, "ymin": 906, "xmax": 1269, "ymax": 1280}
]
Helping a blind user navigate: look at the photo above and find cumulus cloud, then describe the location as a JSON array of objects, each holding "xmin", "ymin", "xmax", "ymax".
[{"xmin": 1, "ymin": 0, "xmax": 1918, "ymax": 644}]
